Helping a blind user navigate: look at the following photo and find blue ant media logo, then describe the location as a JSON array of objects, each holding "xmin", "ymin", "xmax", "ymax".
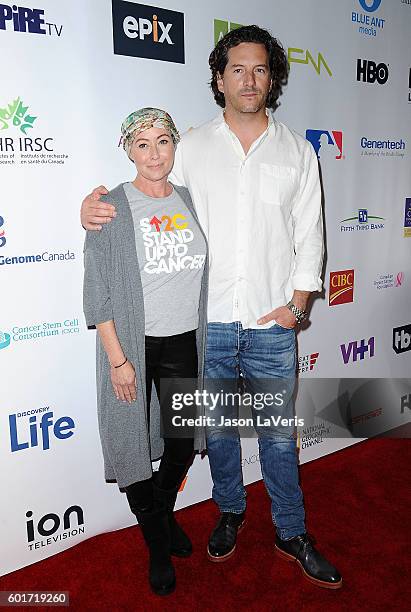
[
  {"xmin": 306, "ymin": 129, "xmax": 343, "ymax": 160},
  {"xmin": 351, "ymin": 0, "xmax": 385, "ymax": 38}
]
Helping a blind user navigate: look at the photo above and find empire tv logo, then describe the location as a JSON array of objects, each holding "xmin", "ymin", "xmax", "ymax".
[
  {"xmin": 357, "ymin": 59, "xmax": 388, "ymax": 84},
  {"xmin": 112, "ymin": 1, "xmax": 185, "ymax": 64},
  {"xmin": 0, "ymin": 3, "xmax": 62, "ymax": 36},
  {"xmin": 392, "ymin": 324, "xmax": 411, "ymax": 354}
]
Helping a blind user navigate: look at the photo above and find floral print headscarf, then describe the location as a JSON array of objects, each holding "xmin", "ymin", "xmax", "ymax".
[{"xmin": 121, "ymin": 107, "xmax": 180, "ymax": 158}]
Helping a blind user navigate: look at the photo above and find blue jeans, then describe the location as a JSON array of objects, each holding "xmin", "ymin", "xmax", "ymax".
[{"xmin": 205, "ymin": 321, "xmax": 305, "ymax": 540}]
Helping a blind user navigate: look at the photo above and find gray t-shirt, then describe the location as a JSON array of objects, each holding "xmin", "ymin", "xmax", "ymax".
[{"xmin": 124, "ymin": 182, "xmax": 206, "ymax": 337}]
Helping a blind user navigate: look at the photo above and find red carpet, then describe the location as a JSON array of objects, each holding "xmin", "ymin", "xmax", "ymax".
[{"xmin": 2, "ymin": 438, "xmax": 410, "ymax": 611}]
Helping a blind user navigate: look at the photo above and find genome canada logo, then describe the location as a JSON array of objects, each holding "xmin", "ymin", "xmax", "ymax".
[
  {"xmin": 112, "ymin": 1, "xmax": 185, "ymax": 64},
  {"xmin": 214, "ymin": 20, "xmax": 332, "ymax": 76},
  {"xmin": 351, "ymin": 0, "xmax": 386, "ymax": 38},
  {"xmin": 0, "ymin": 96, "xmax": 69, "ymax": 166},
  {"xmin": 0, "ymin": 318, "xmax": 80, "ymax": 351},
  {"xmin": 298, "ymin": 352, "xmax": 319, "ymax": 374},
  {"xmin": 306, "ymin": 130, "xmax": 343, "ymax": 160},
  {"xmin": 360, "ymin": 136, "xmax": 406, "ymax": 158},
  {"xmin": 26, "ymin": 504, "xmax": 84, "ymax": 552},
  {"xmin": 9, "ymin": 406, "xmax": 76, "ymax": 453},
  {"xmin": 0, "ymin": 3, "xmax": 62, "ymax": 36},
  {"xmin": 340, "ymin": 209, "xmax": 385, "ymax": 233},
  {"xmin": 357, "ymin": 59, "xmax": 389, "ymax": 84},
  {"xmin": 329, "ymin": 270, "xmax": 354, "ymax": 306},
  {"xmin": 404, "ymin": 198, "xmax": 411, "ymax": 237},
  {"xmin": 341, "ymin": 336, "xmax": 375, "ymax": 364}
]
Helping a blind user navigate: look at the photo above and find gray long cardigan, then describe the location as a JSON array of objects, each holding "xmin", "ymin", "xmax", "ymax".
[{"xmin": 83, "ymin": 183, "xmax": 208, "ymax": 488}]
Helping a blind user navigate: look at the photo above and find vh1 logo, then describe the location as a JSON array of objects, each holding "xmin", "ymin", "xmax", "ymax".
[
  {"xmin": 112, "ymin": 1, "xmax": 185, "ymax": 63},
  {"xmin": 329, "ymin": 269, "xmax": 354, "ymax": 306}
]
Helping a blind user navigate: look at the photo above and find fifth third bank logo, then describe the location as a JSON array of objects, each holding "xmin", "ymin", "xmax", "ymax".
[{"xmin": 112, "ymin": 1, "xmax": 185, "ymax": 64}]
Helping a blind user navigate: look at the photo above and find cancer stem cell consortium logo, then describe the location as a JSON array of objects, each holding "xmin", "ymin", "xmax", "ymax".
[{"xmin": 112, "ymin": 1, "xmax": 185, "ymax": 63}]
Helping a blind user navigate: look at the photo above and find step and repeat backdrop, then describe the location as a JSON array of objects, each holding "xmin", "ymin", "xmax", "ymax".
[{"xmin": 1, "ymin": 0, "xmax": 410, "ymax": 576}]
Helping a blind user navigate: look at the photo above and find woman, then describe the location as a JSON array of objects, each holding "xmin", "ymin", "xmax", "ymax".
[{"xmin": 83, "ymin": 108, "xmax": 208, "ymax": 596}]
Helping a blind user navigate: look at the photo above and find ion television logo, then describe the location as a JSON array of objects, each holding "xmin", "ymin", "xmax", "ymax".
[
  {"xmin": 306, "ymin": 130, "xmax": 343, "ymax": 160},
  {"xmin": 9, "ymin": 407, "xmax": 75, "ymax": 452},
  {"xmin": 26, "ymin": 505, "xmax": 84, "ymax": 551},
  {"xmin": 0, "ymin": 3, "xmax": 62, "ymax": 36},
  {"xmin": 112, "ymin": 1, "xmax": 185, "ymax": 63}
]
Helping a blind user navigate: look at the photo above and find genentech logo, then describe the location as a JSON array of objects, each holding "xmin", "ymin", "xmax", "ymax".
[
  {"xmin": 112, "ymin": 1, "xmax": 185, "ymax": 64},
  {"xmin": 306, "ymin": 130, "xmax": 343, "ymax": 160},
  {"xmin": 357, "ymin": 59, "xmax": 389, "ymax": 84},
  {"xmin": 340, "ymin": 337, "xmax": 375, "ymax": 364},
  {"xmin": 392, "ymin": 324, "xmax": 411, "ymax": 354},
  {"xmin": 329, "ymin": 270, "xmax": 354, "ymax": 306},
  {"xmin": 288, "ymin": 48, "xmax": 332, "ymax": 76}
]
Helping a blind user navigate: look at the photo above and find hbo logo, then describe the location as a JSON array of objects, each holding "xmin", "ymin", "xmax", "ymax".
[{"xmin": 357, "ymin": 59, "xmax": 389, "ymax": 84}]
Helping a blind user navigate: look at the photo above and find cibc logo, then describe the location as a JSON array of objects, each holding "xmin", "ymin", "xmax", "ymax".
[
  {"xmin": 26, "ymin": 505, "xmax": 84, "ymax": 551},
  {"xmin": 393, "ymin": 324, "xmax": 411, "ymax": 354},
  {"xmin": 329, "ymin": 270, "xmax": 354, "ymax": 306},
  {"xmin": 112, "ymin": 1, "xmax": 185, "ymax": 64},
  {"xmin": 357, "ymin": 59, "xmax": 388, "ymax": 84},
  {"xmin": 0, "ymin": 4, "xmax": 62, "ymax": 36}
]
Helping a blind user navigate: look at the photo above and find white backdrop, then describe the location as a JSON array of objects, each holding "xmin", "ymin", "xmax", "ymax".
[{"xmin": 1, "ymin": 0, "xmax": 410, "ymax": 576}]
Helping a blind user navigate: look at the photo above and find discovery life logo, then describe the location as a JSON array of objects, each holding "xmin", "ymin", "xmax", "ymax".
[
  {"xmin": 306, "ymin": 130, "xmax": 343, "ymax": 160},
  {"xmin": 8, "ymin": 406, "xmax": 75, "ymax": 453},
  {"xmin": 340, "ymin": 209, "xmax": 385, "ymax": 233},
  {"xmin": 112, "ymin": 1, "xmax": 185, "ymax": 64},
  {"xmin": 0, "ymin": 3, "xmax": 62, "ymax": 36},
  {"xmin": 214, "ymin": 20, "xmax": 332, "ymax": 76},
  {"xmin": 351, "ymin": 0, "xmax": 386, "ymax": 38},
  {"xmin": 0, "ymin": 96, "xmax": 69, "ymax": 167}
]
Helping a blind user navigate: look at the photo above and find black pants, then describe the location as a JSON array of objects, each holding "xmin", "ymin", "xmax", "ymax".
[{"xmin": 126, "ymin": 330, "xmax": 197, "ymax": 512}]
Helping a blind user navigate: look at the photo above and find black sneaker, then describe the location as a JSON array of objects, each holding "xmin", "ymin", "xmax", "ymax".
[
  {"xmin": 207, "ymin": 512, "xmax": 246, "ymax": 562},
  {"xmin": 275, "ymin": 533, "xmax": 342, "ymax": 589}
]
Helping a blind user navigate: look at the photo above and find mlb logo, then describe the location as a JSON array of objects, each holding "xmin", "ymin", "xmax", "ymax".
[
  {"xmin": 306, "ymin": 129, "xmax": 343, "ymax": 160},
  {"xmin": 358, "ymin": 209, "xmax": 368, "ymax": 223},
  {"xmin": 329, "ymin": 269, "xmax": 354, "ymax": 306}
]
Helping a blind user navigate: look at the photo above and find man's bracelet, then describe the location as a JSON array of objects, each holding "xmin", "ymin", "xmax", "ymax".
[
  {"xmin": 113, "ymin": 357, "xmax": 128, "ymax": 369},
  {"xmin": 286, "ymin": 301, "xmax": 308, "ymax": 324}
]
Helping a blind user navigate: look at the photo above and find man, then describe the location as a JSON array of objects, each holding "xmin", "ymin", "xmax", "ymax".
[{"xmin": 81, "ymin": 25, "xmax": 342, "ymax": 589}]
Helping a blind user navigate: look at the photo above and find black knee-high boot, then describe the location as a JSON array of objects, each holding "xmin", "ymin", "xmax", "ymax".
[{"xmin": 125, "ymin": 480, "xmax": 176, "ymax": 596}]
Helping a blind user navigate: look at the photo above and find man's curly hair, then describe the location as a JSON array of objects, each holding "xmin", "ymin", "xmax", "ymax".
[{"xmin": 209, "ymin": 25, "xmax": 289, "ymax": 111}]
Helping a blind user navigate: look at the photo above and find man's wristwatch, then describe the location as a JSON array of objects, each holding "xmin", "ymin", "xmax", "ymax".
[{"xmin": 286, "ymin": 301, "xmax": 308, "ymax": 324}]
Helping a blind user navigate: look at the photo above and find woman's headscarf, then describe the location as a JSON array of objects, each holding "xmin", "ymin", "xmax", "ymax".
[{"xmin": 121, "ymin": 107, "xmax": 180, "ymax": 158}]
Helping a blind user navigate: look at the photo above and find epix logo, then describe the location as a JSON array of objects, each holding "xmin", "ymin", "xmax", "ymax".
[
  {"xmin": 0, "ymin": 4, "xmax": 62, "ymax": 35},
  {"xmin": 404, "ymin": 198, "xmax": 411, "ymax": 237},
  {"xmin": 0, "ymin": 214, "xmax": 5, "ymax": 247},
  {"xmin": 288, "ymin": 48, "xmax": 332, "ymax": 76},
  {"xmin": 393, "ymin": 324, "xmax": 411, "ymax": 354},
  {"xmin": 329, "ymin": 270, "xmax": 354, "ymax": 306},
  {"xmin": 341, "ymin": 337, "xmax": 375, "ymax": 364},
  {"xmin": 112, "ymin": 1, "xmax": 185, "ymax": 64},
  {"xmin": 306, "ymin": 130, "xmax": 343, "ymax": 160},
  {"xmin": 357, "ymin": 59, "xmax": 388, "ymax": 84}
]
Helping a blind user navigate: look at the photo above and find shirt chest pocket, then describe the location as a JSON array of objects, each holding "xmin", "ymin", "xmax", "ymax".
[{"xmin": 259, "ymin": 163, "xmax": 297, "ymax": 206}]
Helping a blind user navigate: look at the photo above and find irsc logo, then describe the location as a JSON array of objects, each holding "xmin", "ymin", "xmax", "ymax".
[
  {"xmin": 112, "ymin": 1, "xmax": 185, "ymax": 64},
  {"xmin": 0, "ymin": 97, "xmax": 36, "ymax": 134},
  {"xmin": 329, "ymin": 270, "xmax": 354, "ymax": 306},
  {"xmin": 357, "ymin": 59, "xmax": 388, "ymax": 84},
  {"xmin": 306, "ymin": 129, "xmax": 343, "ymax": 160},
  {"xmin": 0, "ymin": 4, "xmax": 62, "ymax": 36},
  {"xmin": 288, "ymin": 48, "xmax": 332, "ymax": 77}
]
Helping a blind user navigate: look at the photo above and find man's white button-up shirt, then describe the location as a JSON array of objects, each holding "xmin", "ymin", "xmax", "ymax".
[{"xmin": 171, "ymin": 110, "xmax": 324, "ymax": 329}]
